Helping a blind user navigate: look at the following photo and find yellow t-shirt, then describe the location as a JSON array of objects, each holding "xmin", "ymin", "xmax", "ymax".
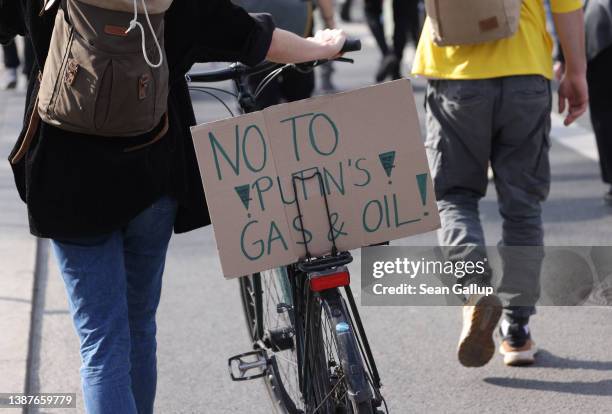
[{"xmin": 411, "ymin": 0, "xmax": 583, "ymax": 80}]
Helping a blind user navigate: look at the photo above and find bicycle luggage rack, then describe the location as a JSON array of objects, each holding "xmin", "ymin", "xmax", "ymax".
[
  {"xmin": 291, "ymin": 171, "xmax": 384, "ymax": 396},
  {"xmin": 291, "ymin": 171, "xmax": 353, "ymax": 272}
]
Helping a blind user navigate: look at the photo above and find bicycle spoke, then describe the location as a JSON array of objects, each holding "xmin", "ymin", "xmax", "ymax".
[
  {"xmin": 246, "ymin": 271, "xmax": 373, "ymax": 414},
  {"xmin": 259, "ymin": 269, "xmax": 304, "ymax": 411},
  {"xmin": 312, "ymin": 373, "xmax": 346, "ymax": 414}
]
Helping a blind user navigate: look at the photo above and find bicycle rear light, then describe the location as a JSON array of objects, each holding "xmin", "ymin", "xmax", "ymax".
[{"xmin": 309, "ymin": 267, "xmax": 351, "ymax": 292}]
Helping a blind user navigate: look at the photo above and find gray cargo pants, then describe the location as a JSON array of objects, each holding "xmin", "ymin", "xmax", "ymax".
[{"xmin": 425, "ymin": 75, "xmax": 552, "ymax": 320}]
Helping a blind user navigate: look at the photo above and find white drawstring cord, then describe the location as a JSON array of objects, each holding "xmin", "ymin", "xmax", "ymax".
[{"xmin": 125, "ymin": 0, "xmax": 164, "ymax": 68}]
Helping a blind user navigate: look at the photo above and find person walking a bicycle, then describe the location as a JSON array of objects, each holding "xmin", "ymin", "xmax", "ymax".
[
  {"xmin": 412, "ymin": 0, "xmax": 588, "ymax": 367},
  {"xmin": 0, "ymin": 0, "xmax": 348, "ymax": 412}
]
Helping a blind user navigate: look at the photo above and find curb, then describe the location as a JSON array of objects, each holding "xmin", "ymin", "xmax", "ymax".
[
  {"xmin": 0, "ymin": 86, "xmax": 39, "ymax": 400},
  {"xmin": 22, "ymin": 238, "xmax": 46, "ymax": 414}
]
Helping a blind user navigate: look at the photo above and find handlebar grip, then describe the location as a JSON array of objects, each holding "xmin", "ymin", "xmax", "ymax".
[{"xmin": 340, "ymin": 38, "xmax": 361, "ymax": 54}]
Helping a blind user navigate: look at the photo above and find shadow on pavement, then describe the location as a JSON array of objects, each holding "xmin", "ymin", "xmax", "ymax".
[
  {"xmin": 551, "ymin": 172, "xmax": 602, "ymax": 182},
  {"xmin": 542, "ymin": 198, "xmax": 612, "ymax": 222},
  {"xmin": 0, "ymin": 296, "xmax": 31, "ymax": 304},
  {"xmin": 532, "ymin": 349, "xmax": 612, "ymax": 371},
  {"xmin": 483, "ymin": 377, "xmax": 612, "ymax": 396},
  {"xmin": 481, "ymin": 198, "xmax": 611, "ymax": 223},
  {"xmin": 43, "ymin": 309, "xmax": 70, "ymax": 315}
]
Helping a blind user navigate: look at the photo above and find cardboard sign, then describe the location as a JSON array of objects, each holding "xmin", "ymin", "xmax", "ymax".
[{"xmin": 191, "ymin": 79, "xmax": 440, "ymax": 278}]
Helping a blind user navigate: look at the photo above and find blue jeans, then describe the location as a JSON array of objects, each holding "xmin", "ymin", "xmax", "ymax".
[{"xmin": 52, "ymin": 196, "xmax": 177, "ymax": 414}]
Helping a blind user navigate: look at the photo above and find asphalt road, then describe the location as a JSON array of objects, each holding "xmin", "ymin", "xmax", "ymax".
[{"xmin": 7, "ymin": 17, "xmax": 612, "ymax": 414}]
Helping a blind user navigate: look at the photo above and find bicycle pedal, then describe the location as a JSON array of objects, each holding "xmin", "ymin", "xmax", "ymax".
[{"xmin": 228, "ymin": 350, "xmax": 268, "ymax": 381}]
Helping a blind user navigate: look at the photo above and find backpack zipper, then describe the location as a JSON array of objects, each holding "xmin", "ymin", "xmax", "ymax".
[{"xmin": 47, "ymin": 25, "xmax": 75, "ymax": 120}]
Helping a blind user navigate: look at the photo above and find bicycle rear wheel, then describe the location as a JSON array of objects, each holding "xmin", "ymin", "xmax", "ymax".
[
  {"xmin": 239, "ymin": 268, "xmax": 376, "ymax": 414},
  {"xmin": 305, "ymin": 288, "xmax": 375, "ymax": 414}
]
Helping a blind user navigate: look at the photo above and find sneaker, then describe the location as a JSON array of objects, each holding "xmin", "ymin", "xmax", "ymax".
[
  {"xmin": 457, "ymin": 293, "xmax": 502, "ymax": 367},
  {"xmin": 1, "ymin": 68, "xmax": 17, "ymax": 90},
  {"xmin": 499, "ymin": 318, "xmax": 537, "ymax": 366}
]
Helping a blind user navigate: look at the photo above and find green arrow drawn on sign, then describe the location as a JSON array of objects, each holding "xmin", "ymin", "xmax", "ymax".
[
  {"xmin": 378, "ymin": 151, "xmax": 396, "ymax": 178},
  {"xmin": 235, "ymin": 184, "xmax": 251, "ymax": 210},
  {"xmin": 416, "ymin": 173, "xmax": 428, "ymax": 206}
]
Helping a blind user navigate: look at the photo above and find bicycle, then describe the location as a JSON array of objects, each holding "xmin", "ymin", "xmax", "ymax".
[{"xmin": 187, "ymin": 38, "xmax": 388, "ymax": 414}]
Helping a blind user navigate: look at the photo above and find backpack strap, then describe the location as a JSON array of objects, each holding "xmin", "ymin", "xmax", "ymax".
[
  {"xmin": 12, "ymin": 1, "xmax": 63, "ymax": 165},
  {"xmin": 123, "ymin": 112, "xmax": 169, "ymax": 153},
  {"xmin": 11, "ymin": 106, "xmax": 170, "ymax": 163},
  {"xmin": 10, "ymin": 72, "xmax": 43, "ymax": 165},
  {"xmin": 10, "ymin": 98, "xmax": 41, "ymax": 164},
  {"xmin": 39, "ymin": 0, "xmax": 60, "ymax": 16}
]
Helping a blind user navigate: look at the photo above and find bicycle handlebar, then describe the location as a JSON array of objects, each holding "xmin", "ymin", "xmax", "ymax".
[
  {"xmin": 340, "ymin": 38, "xmax": 361, "ymax": 54},
  {"xmin": 187, "ymin": 62, "xmax": 276, "ymax": 83},
  {"xmin": 187, "ymin": 37, "xmax": 361, "ymax": 84}
]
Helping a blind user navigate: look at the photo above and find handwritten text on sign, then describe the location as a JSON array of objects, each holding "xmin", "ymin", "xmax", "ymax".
[{"xmin": 191, "ymin": 79, "xmax": 440, "ymax": 278}]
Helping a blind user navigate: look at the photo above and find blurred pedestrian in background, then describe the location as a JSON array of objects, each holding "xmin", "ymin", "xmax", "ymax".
[
  {"xmin": 339, "ymin": 0, "xmax": 353, "ymax": 21},
  {"xmin": 366, "ymin": 0, "xmax": 421, "ymax": 81},
  {"xmin": 1, "ymin": 36, "xmax": 33, "ymax": 90},
  {"xmin": 318, "ymin": 0, "xmax": 338, "ymax": 92},
  {"xmin": 235, "ymin": 0, "xmax": 338, "ymax": 103},
  {"xmin": 557, "ymin": 0, "xmax": 612, "ymax": 204},
  {"xmin": 584, "ymin": 0, "xmax": 612, "ymax": 204}
]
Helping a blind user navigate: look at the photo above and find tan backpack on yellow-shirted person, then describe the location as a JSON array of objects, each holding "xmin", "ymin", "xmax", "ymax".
[
  {"xmin": 425, "ymin": 0, "xmax": 523, "ymax": 46},
  {"xmin": 11, "ymin": 0, "xmax": 173, "ymax": 164}
]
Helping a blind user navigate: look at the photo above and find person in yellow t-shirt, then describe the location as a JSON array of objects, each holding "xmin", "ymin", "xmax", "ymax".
[{"xmin": 412, "ymin": 0, "xmax": 588, "ymax": 368}]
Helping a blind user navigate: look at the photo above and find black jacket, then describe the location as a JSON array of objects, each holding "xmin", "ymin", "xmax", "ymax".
[{"xmin": 0, "ymin": 0, "xmax": 274, "ymax": 239}]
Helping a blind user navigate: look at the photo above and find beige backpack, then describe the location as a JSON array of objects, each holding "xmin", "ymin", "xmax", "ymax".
[
  {"xmin": 39, "ymin": 0, "xmax": 172, "ymax": 136},
  {"xmin": 11, "ymin": 0, "xmax": 173, "ymax": 165},
  {"xmin": 425, "ymin": 0, "xmax": 522, "ymax": 46}
]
